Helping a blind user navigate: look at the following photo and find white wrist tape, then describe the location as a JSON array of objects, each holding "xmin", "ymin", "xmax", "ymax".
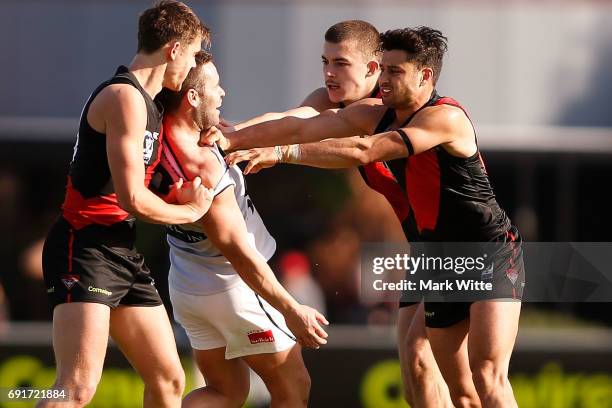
[
  {"xmin": 274, "ymin": 145, "xmax": 283, "ymax": 163},
  {"xmin": 284, "ymin": 144, "xmax": 301, "ymax": 163}
]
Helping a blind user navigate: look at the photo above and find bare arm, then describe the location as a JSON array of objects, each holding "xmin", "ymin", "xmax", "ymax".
[
  {"xmin": 292, "ymin": 105, "xmax": 476, "ymax": 165},
  {"xmin": 100, "ymin": 85, "xmax": 212, "ymax": 224},
  {"xmin": 200, "ymin": 186, "xmax": 328, "ymax": 348},
  {"xmin": 289, "ymin": 134, "xmax": 406, "ymax": 168},
  {"xmin": 227, "ymin": 87, "xmax": 334, "ymax": 132},
  {"xmin": 296, "ymin": 105, "xmax": 477, "ymax": 163},
  {"xmin": 215, "ymin": 88, "xmax": 340, "ymax": 172},
  {"xmin": 203, "ymin": 98, "xmax": 384, "ymax": 152},
  {"xmin": 224, "ymin": 137, "xmax": 385, "ymax": 172},
  {"xmin": 232, "ymin": 106, "xmax": 321, "ymax": 131},
  {"xmin": 226, "ymin": 104, "xmax": 476, "ymax": 170}
]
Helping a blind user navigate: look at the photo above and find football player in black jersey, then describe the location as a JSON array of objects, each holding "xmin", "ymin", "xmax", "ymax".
[{"xmin": 40, "ymin": 2, "xmax": 213, "ymax": 407}]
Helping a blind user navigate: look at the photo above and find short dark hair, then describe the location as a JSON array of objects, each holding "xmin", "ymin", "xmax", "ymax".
[
  {"xmin": 380, "ymin": 27, "xmax": 448, "ymax": 84},
  {"xmin": 156, "ymin": 51, "xmax": 213, "ymax": 114},
  {"xmin": 138, "ymin": 0, "xmax": 210, "ymax": 54},
  {"xmin": 324, "ymin": 20, "xmax": 380, "ymax": 60}
]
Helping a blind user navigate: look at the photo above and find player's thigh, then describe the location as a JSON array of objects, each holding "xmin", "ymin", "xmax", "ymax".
[
  {"xmin": 426, "ymin": 318, "xmax": 473, "ymax": 393},
  {"xmin": 52, "ymin": 302, "xmax": 110, "ymax": 386},
  {"xmin": 401, "ymin": 302, "xmax": 429, "ymax": 346},
  {"xmin": 242, "ymin": 344, "xmax": 309, "ymax": 391},
  {"xmin": 397, "ymin": 302, "xmax": 420, "ymax": 343},
  {"xmin": 193, "ymin": 347, "xmax": 250, "ymax": 396},
  {"xmin": 397, "ymin": 303, "xmax": 421, "ymax": 399},
  {"xmin": 467, "ymin": 300, "xmax": 521, "ymax": 369},
  {"xmin": 398, "ymin": 303, "xmax": 427, "ymax": 367},
  {"xmin": 109, "ymin": 305, "xmax": 184, "ymax": 385}
]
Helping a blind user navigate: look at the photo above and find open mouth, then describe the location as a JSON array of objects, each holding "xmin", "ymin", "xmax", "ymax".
[
  {"xmin": 380, "ymin": 87, "xmax": 392, "ymax": 96},
  {"xmin": 326, "ymin": 83, "xmax": 341, "ymax": 91}
]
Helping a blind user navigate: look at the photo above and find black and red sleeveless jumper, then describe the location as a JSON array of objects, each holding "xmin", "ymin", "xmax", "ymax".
[
  {"xmin": 42, "ymin": 66, "xmax": 166, "ymax": 309},
  {"xmin": 61, "ymin": 66, "xmax": 164, "ymax": 230},
  {"xmin": 358, "ymin": 91, "xmax": 512, "ymax": 242}
]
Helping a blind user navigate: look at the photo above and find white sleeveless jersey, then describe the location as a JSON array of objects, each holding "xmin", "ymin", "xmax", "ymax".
[{"xmin": 160, "ymin": 142, "xmax": 276, "ymax": 295}]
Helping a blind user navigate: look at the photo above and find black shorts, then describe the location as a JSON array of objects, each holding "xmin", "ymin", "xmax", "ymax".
[
  {"xmin": 397, "ymin": 301, "xmax": 471, "ymax": 328},
  {"xmin": 42, "ymin": 216, "xmax": 162, "ymax": 309},
  {"xmin": 399, "ymin": 301, "xmax": 420, "ymax": 308},
  {"xmin": 423, "ymin": 302, "xmax": 472, "ymax": 328},
  {"xmin": 400, "ymin": 226, "xmax": 525, "ymax": 328}
]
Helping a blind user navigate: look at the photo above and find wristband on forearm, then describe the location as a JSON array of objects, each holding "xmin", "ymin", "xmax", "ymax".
[
  {"xmin": 274, "ymin": 145, "xmax": 283, "ymax": 163},
  {"xmin": 282, "ymin": 144, "xmax": 301, "ymax": 163}
]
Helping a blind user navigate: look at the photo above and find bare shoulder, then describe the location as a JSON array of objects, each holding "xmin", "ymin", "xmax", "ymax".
[
  {"xmin": 182, "ymin": 144, "xmax": 225, "ymax": 189},
  {"xmin": 300, "ymin": 87, "xmax": 338, "ymax": 112},
  {"xmin": 88, "ymin": 83, "xmax": 146, "ymax": 133},
  {"xmin": 87, "ymin": 84, "xmax": 147, "ymax": 133},
  {"xmin": 413, "ymin": 104, "xmax": 472, "ymax": 132},
  {"xmin": 95, "ymin": 83, "xmax": 145, "ymax": 112}
]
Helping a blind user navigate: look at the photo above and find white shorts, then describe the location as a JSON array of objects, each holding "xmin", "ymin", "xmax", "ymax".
[{"xmin": 169, "ymin": 281, "xmax": 296, "ymax": 359}]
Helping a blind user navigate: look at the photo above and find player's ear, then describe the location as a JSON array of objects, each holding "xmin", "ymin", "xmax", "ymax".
[
  {"xmin": 420, "ymin": 67, "xmax": 434, "ymax": 86},
  {"xmin": 366, "ymin": 60, "xmax": 380, "ymax": 77},
  {"xmin": 167, "ymin": 41, "xmax": 181, "ymax": 62},
  {"xmin": 186, "ymin": 88, "xmax": 199, "ymax": 107}
]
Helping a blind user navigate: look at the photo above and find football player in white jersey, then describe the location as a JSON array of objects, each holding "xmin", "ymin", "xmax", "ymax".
[{"xmin": 154, "ymin": 51, "xmax": 327, "ymax": 408}]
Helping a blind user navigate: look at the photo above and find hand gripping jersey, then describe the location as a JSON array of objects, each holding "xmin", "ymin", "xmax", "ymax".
[
  {"xmin": 61, "ymin": 66, "xmax": 164, "ymax": 230},
  {"xmin": 358, "ymin": 91, "xmax": 511, "ymax": 242},
  {"xmin": 154, "ymin": 135, "xmax": 276, "ymax": 295}
]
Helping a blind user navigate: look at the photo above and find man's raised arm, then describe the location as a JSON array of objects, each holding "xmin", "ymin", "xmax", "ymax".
[
  {"xmin": 229, "ymin": 106, "xmax": 320, "ymax": 132},
  {"xmin": 200, "ymin": 98, "xmax": 383, "ymax": 151}
]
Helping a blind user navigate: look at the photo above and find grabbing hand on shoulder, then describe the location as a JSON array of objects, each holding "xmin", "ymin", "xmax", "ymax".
[
  {"xmin": 173, "ymin": 176, "xmax": 214, "ymax": 222},
  {"xmin": 198, "ymin": 126, "xmax": 230, "ymax": 150}
]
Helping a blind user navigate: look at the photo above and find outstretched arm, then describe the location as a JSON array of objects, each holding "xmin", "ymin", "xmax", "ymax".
[
  {"xmin": 226, "ymin": 104, "xmax": 475, "ymax": 170},
  {"xmin": 231, "ymin": 106, "xmax": 321, "ymax": 131},
  {"xmin": 226, "ymin": 133, "xmax": 408, "ymax": 171},
  {"xmin": 287, "ymin": 132, "xmax": 409, "ymax": 168},
  {"xmin": 223, "ymin": 87, "xmax": 335, "ymax": 132},
  {"xmin": 201, "ymin": 98, "xmax": 384, "ymax": 151}
]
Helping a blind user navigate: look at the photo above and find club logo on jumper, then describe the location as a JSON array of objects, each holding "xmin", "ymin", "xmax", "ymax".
[
  {"xmin": 247, "ymin": 329, "xmax": 275, "ymax": 344},
  {"xmin": 88, "ymin": 286, "xmax": 113, "ymax": 297},
  {"xmin": 505, "ymin": 267, "xmax": 519, "ymax": 285},
  {"xmin": 61, "ymin": 275, "xmax": 80, "ymax": 290},
  {"xmin": 143, "ymin": 130, "xmax": 160, "ymax": 164}
]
